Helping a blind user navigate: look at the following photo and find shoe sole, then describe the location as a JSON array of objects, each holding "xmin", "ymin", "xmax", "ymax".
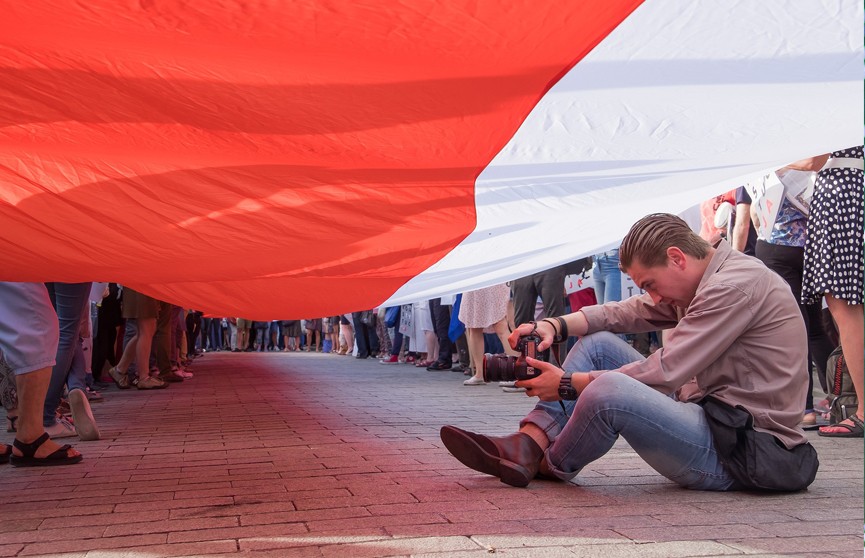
[
  {"xmin": 68, "ymin": 390, "xmax": 100, "ymax": 441},
  {"xmin": 439, "ymin": 426, "xmax": 532, "ymax": 487}
]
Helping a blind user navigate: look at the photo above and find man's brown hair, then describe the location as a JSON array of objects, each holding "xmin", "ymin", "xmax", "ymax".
[{"xmin": 619, "ymin": 213, "xmax": 711, "ymax": 270}]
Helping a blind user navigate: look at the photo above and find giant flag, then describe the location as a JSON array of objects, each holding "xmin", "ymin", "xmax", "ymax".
[{"xmin": 0, "ymin": 1, "xmax": 861, "ymax": 318}]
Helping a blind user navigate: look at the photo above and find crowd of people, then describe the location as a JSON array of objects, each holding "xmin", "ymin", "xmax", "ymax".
[{"xmin": 0, "ymin": 147, "xmax": 860, "ymax": 476}]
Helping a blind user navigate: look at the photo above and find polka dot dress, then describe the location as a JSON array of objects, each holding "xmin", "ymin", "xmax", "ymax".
[{"xmin": 802, "ymin": 145, "xmax": 864, "ymax": 305}]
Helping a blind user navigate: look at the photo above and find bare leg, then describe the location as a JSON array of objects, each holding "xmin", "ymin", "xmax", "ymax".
[
  {"xmin": 466, "ymin": 328, "xmax": 485, "ymax": 381},
  {"xmin": 424, "ymin": 330, "xmax": 438, "ymax": 364},
  {"xmin": 116, "ymin": 334, "xmax": 137, "ymax": 373},
  {"xmin": 493, "ymin": 318, "xmax": 520, "ymax": 356},
  {"xmin": 134, "ymin": 318, "xmax": 157, "ymax": 381}
]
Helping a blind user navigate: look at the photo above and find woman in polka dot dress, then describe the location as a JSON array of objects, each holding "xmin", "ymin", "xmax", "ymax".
[{"xmin": 794, "ymin": 146, "xmax": 863, "ymax": 437}]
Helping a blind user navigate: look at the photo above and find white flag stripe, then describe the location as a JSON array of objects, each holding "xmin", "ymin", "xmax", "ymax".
[{"xmin": 384, "ymin": 0, "xmax": 863, "ymax": 305}]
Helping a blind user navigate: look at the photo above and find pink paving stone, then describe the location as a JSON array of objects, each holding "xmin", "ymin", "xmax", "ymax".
[{"xmin": 0, "ymin": 351, "xmax": 859, "ymax": 557}]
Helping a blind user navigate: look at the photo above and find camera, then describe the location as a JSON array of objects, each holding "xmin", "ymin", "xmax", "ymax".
[{"xmin": 483, "ymin": 334, "xmax": 542, "ymax": 383}]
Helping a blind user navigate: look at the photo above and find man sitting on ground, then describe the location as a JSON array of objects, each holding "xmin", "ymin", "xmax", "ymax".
[{"xmin": 441, "ymin": 213, "xmax": 817, "ymax": 491}]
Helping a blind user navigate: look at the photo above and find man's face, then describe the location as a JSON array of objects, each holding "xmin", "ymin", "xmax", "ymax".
[{"xmin": 625, "ymin": 253, "xmax": 698, "ymax": 308}]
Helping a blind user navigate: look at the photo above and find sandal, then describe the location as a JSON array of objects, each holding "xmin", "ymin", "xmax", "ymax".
[
  {"xmin": 0, "ymin": 443, "xmax": 11, "ymax": 464},
  {"xmin": 6, "ymin": 414, "xmax": 18, "ymax": 433},
  {"xmin": 137, "ymin": 376, "xmax": 167, "ymax": 390},
  {"xmin": 10, "ymin": 432, "xmax": 83, "ymax": 467},
  {"xmin": 108, "ymin": 366, "xmax": 130, "ymax": 390},
  {"xmin": 818, "ymin": 415, "xmax": 864, "ymax": 438}
]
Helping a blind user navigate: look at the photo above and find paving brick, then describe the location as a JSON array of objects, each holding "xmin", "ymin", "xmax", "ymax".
[
  {"xmin": 724, "ymin": 535, "xmax": 862, "ymax": 555},
  {"xmin": 0, "ymin": 352, "xmax": 859, "ymax": 556},
  {"xmin": 240, "ymin": 505, "xmax": 371, "ymax": 527},
  {"xmin": 16, "ymin": 534, "xmax": 166, "ymax": 556},
  {"xmin": 166, "ymin": 522, "xmax": 308, "ymax": 544},
  {"xmin": 238, "ymin": 532, "xmax": 392, "ymax": 552}
]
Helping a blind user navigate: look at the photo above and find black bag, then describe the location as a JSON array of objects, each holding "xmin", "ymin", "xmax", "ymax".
[
  {"xmin": 360, "ymin": 310, "xmax": 375, "ymax": 326},
  {"xmin": 826, "ymin": 345, "xmax": 857, "ymax": 424},
  {"xmin": 701, "ymin": 397, "xmax": 818, "ymax": 492}
]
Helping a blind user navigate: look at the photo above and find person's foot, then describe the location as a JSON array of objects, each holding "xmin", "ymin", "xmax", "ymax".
[
  {"xmin": 380, "ymin": 355, "xmax": 399, "ymax": 364},
  {"xmin": 158, "ymin": 370, "xmax": 184, "ymax": 383},
  {"xmin": 137, "ymin": 376, "xmax": 167, "ymax": 390},
  {"xmin": 800, "ymin": 411, "xmax": 819, "ymax": 431},
  {"xmin": 463, "ymin": 376, "xmax": 487, "ymax": 386},
  {"xmin": 439, "ymin": 426, "xmax": 544, "ymax": 487},
  {"xmin": 818, "ymin": 415, "xmax": 864, "ymax": 438},
  {"xmin": 68, "ymin": 389, "xmax": 100, "ymax": 441},
  {"xmin": 107, "ymin": 366, "xmax": 129, "ymax": 389},
  {"xmin": 11, "ymin": 432, "xmax": 82, "ymax": 466},
  {"xmin": 426, "ymin": 361, "xmax": 452, "ymax": 371}
]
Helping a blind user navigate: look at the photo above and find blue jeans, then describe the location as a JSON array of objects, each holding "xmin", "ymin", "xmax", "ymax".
[
  {"xmin": 592, "ymin": 250, "xmax": 622, "ymax": 304},
  {"xmin": 522, "ymin": 332, "xmax": 735, "ymax": 491},
  {"xmin": 44, "ymin": 282, "xmax": 92, "ymax": 426}
]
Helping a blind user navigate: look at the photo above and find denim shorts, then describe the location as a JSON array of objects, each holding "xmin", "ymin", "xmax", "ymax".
[{"xmin": 0, "ymin": 282, "xmax": 59, "ymax": 375}]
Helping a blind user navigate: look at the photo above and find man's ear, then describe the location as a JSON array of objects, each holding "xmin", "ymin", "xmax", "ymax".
[{"xmin": 666, "ymin": 246, "xmax": 687, "ymax": 270}]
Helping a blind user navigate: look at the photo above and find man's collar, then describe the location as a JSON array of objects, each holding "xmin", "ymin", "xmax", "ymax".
[{"xmin": 696, "ymin": 239, "xmax": 730, "ymax": 290}]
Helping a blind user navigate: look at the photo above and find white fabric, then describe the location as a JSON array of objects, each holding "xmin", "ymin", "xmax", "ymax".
[
  {"xmin": 384, "ymin": 0, "xmax": 863, "ymax": 306},
  {"xmin": 822, "ymin": 157, "xmax": 864, "ymax": 171}
]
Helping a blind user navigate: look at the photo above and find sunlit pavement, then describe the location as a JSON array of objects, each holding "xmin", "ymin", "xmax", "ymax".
[{"xmin": 0, "ymin": 351, "xmax": 861, "ymax": 557}]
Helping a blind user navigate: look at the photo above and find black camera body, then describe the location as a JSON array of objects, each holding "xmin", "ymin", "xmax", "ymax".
[{"xmin": 483, "ymin": 334, "xmax": 542, "ymax": 383}]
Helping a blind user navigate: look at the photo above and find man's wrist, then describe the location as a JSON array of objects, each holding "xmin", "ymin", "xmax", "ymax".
[{"xmin": 558, "ymin": 374, "xmax": 578, "ymax": 400}]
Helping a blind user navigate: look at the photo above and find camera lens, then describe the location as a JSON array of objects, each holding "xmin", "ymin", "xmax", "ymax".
[{"xmin": 483, "ymin": 353, "xmax": 516, "ymax": 382}]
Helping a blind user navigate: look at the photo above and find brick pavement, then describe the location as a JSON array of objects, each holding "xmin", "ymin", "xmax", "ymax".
[{"xmin": 0, "ymin": 351, "xmax": 861, "ymax": 557}]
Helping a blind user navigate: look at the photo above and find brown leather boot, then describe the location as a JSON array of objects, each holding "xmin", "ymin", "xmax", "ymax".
[{"xmin": 440, "ymin": 425, "xmax": 544, "ymax": 487}]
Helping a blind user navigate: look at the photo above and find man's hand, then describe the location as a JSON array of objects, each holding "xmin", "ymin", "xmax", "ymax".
[
  {"xmin": 515, "ymin": 357, "xmax": 564, "ymax": 400},
  {"xmin": 508, "ymin": 320, "xmax": 557, "ymax": 352}
]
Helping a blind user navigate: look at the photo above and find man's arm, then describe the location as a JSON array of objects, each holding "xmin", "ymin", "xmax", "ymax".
[
  {"xmin": 591, "ymin": 283, "xmax": 753, "ymax": 394},
  {"xmin": 732, "ymin": 203, "xmax": 750, "ymax": 251},
  {"xmin": 510, "ymin": 293, "xmax": 678, "ymax": 352},
  {"xmin": 784, "ymin": 154, "xmax": 829, "ymax": 172}
]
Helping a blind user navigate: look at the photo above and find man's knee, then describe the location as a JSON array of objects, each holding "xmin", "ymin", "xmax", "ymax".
[{"xmin": 578, "ymin": 371, "xmax": 635, "ymax": 410}]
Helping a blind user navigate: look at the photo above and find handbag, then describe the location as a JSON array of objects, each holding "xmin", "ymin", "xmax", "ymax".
[
  {"xmin": 701, "ymin": 397, "xmax": 818, "ymax": 492},
  {"xmin": 826, "ymin": 345, "xmax": 857, "ymax": 424}
]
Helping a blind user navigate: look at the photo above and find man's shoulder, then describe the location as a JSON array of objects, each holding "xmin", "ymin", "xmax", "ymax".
[{"xmin": 705, "ymin": 250, "xmax": 790, "ymax": 303}]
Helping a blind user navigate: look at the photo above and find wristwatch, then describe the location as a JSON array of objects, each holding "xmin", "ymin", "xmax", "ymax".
[{"xmin": 558, "ymin": 374, "xmax": 578, "ymax": 400}]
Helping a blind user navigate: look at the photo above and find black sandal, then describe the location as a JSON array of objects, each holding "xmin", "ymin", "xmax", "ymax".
[
  {"xmin": 6, "ymin": 414, "xmax": 17, "ymax": 432},
  {"xmin": 10, "ymin": 432, "xmax": 83, "ymax": 467},
  {"xmin": 818, "ymin": 415, "xmax": 864, "ymax": 438},
  {"xmin": 0, "ymin": 443, "xmax": 11, "ymax": 464}
]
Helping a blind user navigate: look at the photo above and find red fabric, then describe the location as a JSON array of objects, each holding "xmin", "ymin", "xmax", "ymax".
[{"xmin": 0, "ymin": 1, "xmax": 641, "ymax": 318}]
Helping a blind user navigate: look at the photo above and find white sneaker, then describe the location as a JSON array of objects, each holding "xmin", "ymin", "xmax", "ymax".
[
  {"xmin": 502, "ymin": 385, "xmax": 527, "ymax": 393},
  {"xmin": 463, "ymin": 376, "xmax": 487, "ymax": 386},
  {"xmin": 45, "ymin": 417, "xmax": 77, "ymax": 438}
]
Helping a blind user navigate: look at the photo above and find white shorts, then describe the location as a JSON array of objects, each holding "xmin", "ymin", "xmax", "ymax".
[{"xmin": 0, "ymin": 282, "xmax": 59, "ymax": 375}]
